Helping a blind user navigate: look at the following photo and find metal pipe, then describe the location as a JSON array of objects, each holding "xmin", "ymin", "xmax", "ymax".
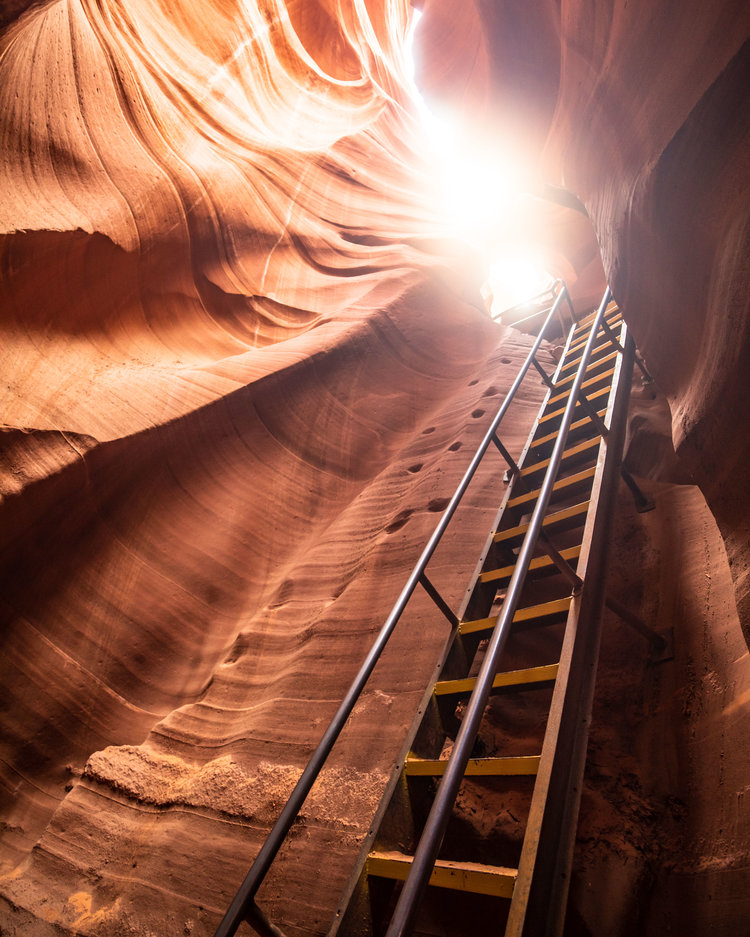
[
  {"xmin": 419, "ymin": 573, "xmax": 459, "ymax": 628},
  {"xmin": 382, "ymin": 288, "xmax": 613, "ymax": 937},
  {"xmin": 492, "ymin": 434, "xmax": 520, "ymax": 477},
  {"xmin": 246, "ymin": 903, "xmax": 288, "ymax": 937},
  {"xmin": 605, "ymin": 595, "xmax": 666, "ymax": 651},
  {"xmin": 538, "ymin": 531, "xmax": 583, "ymax": 592},
  {"xmin": 634, "ymin": 354, "xmax": 655, "ymax": 383},
  {"xmin": 531, "ymin": 356, "xmax": 555, "ymax": 389},
  {"xmin": 599, "ymin": 316, "xmax": 625, "ymax": 354},
  {"xmin": 212, "ymin": 285, "xmax": 575, "ymax": 937},
  {"xmin": 575, "ymin": 388, "xmax": 610, "ymax": 438},
  {"xmin": 506, "ymin": 306, "xmax": 555, "ymax": 331},
  {"xmin": 563, "ymin": 289, "xmax": 577, "ymax": 325},
  {"xmin": 621, "ymin": 467, "xmax": 655, "ymax": 512}
]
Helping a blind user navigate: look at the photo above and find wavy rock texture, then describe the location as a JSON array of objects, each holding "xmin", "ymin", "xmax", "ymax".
[
  {"xmin": 2, "ymin": 0, "xmax": 750, "ymax": 935},
  {"xmin": 545, "ymin": 3, "xmax": 750, "ymax": 637},
  {"xmin": 0, "ymin": 0, "xmax": 550, "ymax": 933}
]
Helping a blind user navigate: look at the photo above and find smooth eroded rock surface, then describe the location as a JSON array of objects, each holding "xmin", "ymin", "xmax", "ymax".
[{"xmin": 2, "ymin": 1, "xmax": 750, "ymax": 935}]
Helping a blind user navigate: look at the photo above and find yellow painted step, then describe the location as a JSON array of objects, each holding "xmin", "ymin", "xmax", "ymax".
[
  {"xmin": 553, "ymin": 350, "xmax": 619, "ymax": 391},
  {"xmin": 573, "ymin": 301, "xmax": 619, "ymax": 332},
  {"xmin": 494, "ymin": 503, "xmax": 589, "ymax": 543},
  {"xmin": 533, "ymin": 413, "xmax": 606, "ymax": 450},
  {"xmin": 507, "ymin": 466, "xmax": 596, "ymax": 509},
  {"xmin": 459, "ymin": 597, "xmax": 573, "ymax": 636},
  {"xmin": 560, "ymin": 340, "xmax": 617, "ymax": 374},
  {"xmin": 479, "ymin": 545, "xmax": 581, "ymax": 584},
  {"xmin": 404, "ymin": 755, "xmax": 540, "ymax": 777},
  {"xmin": 367, "ymin": 851, "xmax": 517, "ymax": 898},
  {"xmin": 538, "ymin": 385, "xmax": 611, "ymax": 427},
  {"xmin": 575, "ymin": 303, "xmax": 620, "ymax": 325},
  {"xmin": 520, "ymin": 437, "xmax": 601, "ymax": 477},
  {"xmin": 567, "ymin": 317, "xmax": 622, "ymax": 354},
  {"xmin": 547, "ymin": 367, "xmax": 615, "ymax": 409},
  {"xmin": 434, "ymin": 662, "xmax": 559, "ymax": 696}
]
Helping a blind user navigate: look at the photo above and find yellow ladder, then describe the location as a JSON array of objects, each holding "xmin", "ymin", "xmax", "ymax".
[{"xmin": 330, "ymin": 295, "xmax": 635, "ymax": 937}]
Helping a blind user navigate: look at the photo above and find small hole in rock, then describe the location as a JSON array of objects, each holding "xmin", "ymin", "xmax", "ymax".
[
  {"xmin": 407, "ymin": 463, "xmax": 423, "ymax": 473},
  {"xmin": 501, "ymin": 357, "xmax": 512, "ymax": 364},
  {"xmin": 422, "ymin": 426, "xmax": 436, "ymax": 435},
  {"xmin": 385, "ymin": 509, "xmax": 413, "ymax": 534},
  {"xmin": 482, "ymin": 386, "xmax": 499, "ymax": 397},
  {"xmin": 468, "ymin": 379, "xmax": 479, "ymax": 386},
  {"xmin": 448, "ymin": 441, "xmax": 462, "ymax": 452},
  {"xmin": 471, "ymin": 409, "xmax": 485, "ymax": 419},
  {"xmin": 428, "ymin": 497, "xmax": 450, "ymax": 512}
]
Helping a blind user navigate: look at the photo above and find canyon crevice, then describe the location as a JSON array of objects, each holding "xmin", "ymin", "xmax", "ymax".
[{"xmin": 1, "ymin": 1, "xmax": 749, "ymax": 935}]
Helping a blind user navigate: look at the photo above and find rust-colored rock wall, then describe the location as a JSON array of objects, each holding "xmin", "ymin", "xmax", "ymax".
[
  {"xmin": 0, "ymin": 331, "xmax": 548, "ymax": 935},
  {"xmin": 571, "ymin": 475, "xmax": 750, "ymax": 937},
  {"xmin": 548, "ymin": 5, "xmax": 750, "ymax": 647},
  {"xmin": 0, "ymin": 1, "xmax": 550, "ymax": 932},
  {"xmin": 2, "ymin": 0, "xmax": 750, "ymax": 935}
]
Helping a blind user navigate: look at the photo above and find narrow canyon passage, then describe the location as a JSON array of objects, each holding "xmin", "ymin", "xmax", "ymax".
[{"xmin": 1, "ymin": 1, "xmax": 749, "ymax": 936}]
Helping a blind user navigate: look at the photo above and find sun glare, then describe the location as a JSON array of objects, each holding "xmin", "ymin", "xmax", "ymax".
[
  {"xmin": 426, "ymin": 120, "xmax": 526, "ymax": 242},
  {"xmin": 406, "ymin": 9, "xmax": 551, "ymax": 315},
  {"xmin": 487, "ymin": 254, "xmax": 554, "ymax": 319}
]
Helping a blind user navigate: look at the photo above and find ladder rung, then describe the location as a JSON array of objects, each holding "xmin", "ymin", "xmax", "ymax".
[
  {"xmin": 567, "ymin": 317, "xmax": 622, "ymax": 354},
  {"xmin": 538, "ymin": 385, "xmax": 611, "ymax": 426},
  {"xmin": 560, "ymin": 340, "xmax": 616, "ymax": 374},
  {"xmin": 573, "ymin": 301, "xmax": 619, "ymax": 332},
  {"xmin": 460, "ymin": 597, "xmax": 573, "ymax": 636},
  {"xmin": 404, "ymin": 755, "xmax": 541, "ymax": 777},
  {"xmin": 366, "ymin": 851, "xmax": 517, "ymax": 898},
  {"xmin": 434, "ymin": 662, "xmax": 559, "ymax": 696},
  {"xmin": 507, "ymin": 467, "xmax": 596, "ymax": 509},
  {"xmin": 532, "ymin": 414, "xmax": 606, "ymax": 450},
  {"xmin": 547, "ymin": 367, "xmax": 616, "ymax": 408},
  {"xmin": 479, "ymin": 545, "xmax": 581, "ymax": 584},
  {"xmin": 494, "ymin": 503, "xmax": 590, "ymax": 543},
  {"xmin": 553, "ymin": 350, "xmax": 619, "ymax": 391},
  {"xmin": 520, "ymin": 437, "xmax": 601, "ymax": 477}
]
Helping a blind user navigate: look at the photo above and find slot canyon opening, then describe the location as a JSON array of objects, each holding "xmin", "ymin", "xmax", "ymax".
[
  {"xmin": 0, "ymin": 2, "xmax": 749, "ymax": 937},
  {"xmin": 406, "ymin": 8, "xmax": 558, "ymax": 322}
]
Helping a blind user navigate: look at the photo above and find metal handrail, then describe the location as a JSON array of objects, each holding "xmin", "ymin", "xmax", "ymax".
[
  {"xmin": 382, "ymin": 287, "xmax": 614, "ymax": 937},
  {"xmin": 213, "ymin": 280, "xmax": 577, "ymax": 937}
]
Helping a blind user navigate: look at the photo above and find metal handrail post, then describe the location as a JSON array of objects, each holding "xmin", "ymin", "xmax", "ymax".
[
  {"xmin": 382, "ymin": 288, "xmax": 613, "ymax": 937},
  {"xmin": 212, "ymin": 285, "xmax": 574, "ymax": 937}
]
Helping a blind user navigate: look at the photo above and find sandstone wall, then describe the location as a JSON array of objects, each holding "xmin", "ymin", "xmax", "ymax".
[
  {"xmin": 2, "ymin": 1, "xmax": 750, "ymax": 935},
  {"xmin": 0, "ymin": 1, "xmax": 546, "ymax": 932}
]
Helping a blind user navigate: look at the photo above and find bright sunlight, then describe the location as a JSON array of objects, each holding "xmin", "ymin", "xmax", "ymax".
[
  {"xmin": 406, "ymin": 10, "xmax": 553, "ymax": 321},
  {"xmin": 487, "ymin": 254, "xmax": 555, "ymax": 319}
]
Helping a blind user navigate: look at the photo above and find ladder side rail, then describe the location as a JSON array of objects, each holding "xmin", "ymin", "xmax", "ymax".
[
  {"xmin": 328, "ymin": 290, "xmax": 586, "ymax": 936},
  {"xmin": 212, "ymin": 284, "xmax": 575, "ymax": 937},
  {"xmin": 381, "ymin": 288, "xmax": 614, "ymax": 937},
  {"xmin": 506, "ymin": 325, "xmax": 636, "ymax": 937}
]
